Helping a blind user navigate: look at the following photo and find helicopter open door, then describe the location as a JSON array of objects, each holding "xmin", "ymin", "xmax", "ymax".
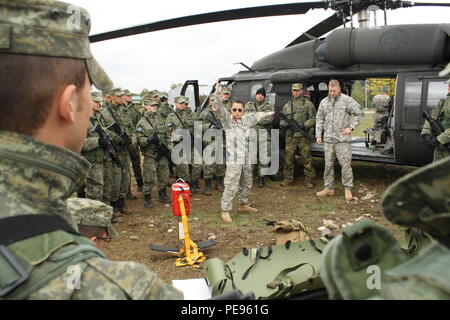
[{"xmin": 393, "ymin": 72, "xmax": 444, "ymax": 166}]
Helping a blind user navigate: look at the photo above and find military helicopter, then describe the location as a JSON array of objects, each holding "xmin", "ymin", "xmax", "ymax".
[{"xmin": 90, "ymin": 0, "xmax": 450, "ymax": 167}]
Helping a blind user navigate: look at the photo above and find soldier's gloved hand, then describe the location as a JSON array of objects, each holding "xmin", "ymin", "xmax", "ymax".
[
  {"xmin": 98, "ymin": 136, "xmax": 108, "ymax": 150},
  {"xmin": 422, "ymin": 134, "xmax": 439, "ymax": 150}
]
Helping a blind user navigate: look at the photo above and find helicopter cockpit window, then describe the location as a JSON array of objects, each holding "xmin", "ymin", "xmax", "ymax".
[
  {"xmin": 426, "ymin": 81, "xmax": 448, "ymax": 114},
  {"xmin": 403, "ymin": 81, "xmax": 422, "ymax": 125}
]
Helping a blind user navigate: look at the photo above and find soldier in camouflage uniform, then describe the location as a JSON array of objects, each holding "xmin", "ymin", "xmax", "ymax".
[
  {"xmin": 159, "ymin": 91, "xmax": 174, "ymax": 119},
  {"xmin": 421, "ymin": 79, "xmax": 450, "ymax": 161},
  {"xmin": 372, "ymin": 86, "xmax": 391, "ymax": 127},
  {"xmin": 165, "ymin": 96, "xmax": 203, "ymax": 192},
  {"xmin": 0, "ymin": 0, "xmax": 182, "ymax": 300},
  {"xmin": 315, "ymin": 80, "xmax": 364, "ymax": 201},
  {"xmin": 100, "ymin": 87, "xmax": 136, "ymax": 213},
  {"xmin": 80, "ymin": 93, "xmax": 108, "ymax": 202},
  {"xmin": 136, "ymin": 98, "xmax": 171, "ymax": 208},
  {"xmin": 212, "ymin": 83, "xmax": 275, "ymax": 223},
  {"xmin": 123, "ymin": 89, "xmax": 144, "ymax": 194},
  {"xmin": 220, "ymin": 87, "xmax": 233, "ymax": 112},
  {"xmin": 199, "ymin": 94, "xmax": 226, "ymax": 195},
  {"xmin": 244, "ymin": 87, "xmax": 274, "ymax": 188},
  {"xmin": 279, "ymin": 83, "xmax": 316, "ymax": 188},
  {"xmin": 67, "ymin": 198, "xmax": 118, "ymax": 251}
]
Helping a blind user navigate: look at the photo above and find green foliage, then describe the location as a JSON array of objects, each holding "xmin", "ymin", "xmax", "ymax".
[{"xmin": 171, "ymin": 83, "xmax": 184, "ymax": 89}]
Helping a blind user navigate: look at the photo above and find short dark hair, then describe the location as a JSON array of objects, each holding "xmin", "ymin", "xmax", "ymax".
[
  {"xmin": 78, "ymin": 225, "xmax": 108, "ymax": 239},
  {"xmin": 0, "ymin": 53, "xmax": 88, "ymax": 135},
  {"xmin": 232, "ymin": 99, "xmax": 245, "ymax": 107}
]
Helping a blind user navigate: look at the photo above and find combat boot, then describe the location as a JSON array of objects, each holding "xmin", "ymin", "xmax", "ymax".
[
  {"xmin": 144, "ymin": 194, "xmax": 153, "ymax": 208},
  {"xmin": 191, "ymin": 180, "xmax": 201, "ymax": 193},
  {"xmin": 305, "ymin": 180, "xmax": 315, "ymax": 189},
  {"xmin": 204, "ymin": 179, "xmax": 212, "ymax": 195},
  {"xmin": 136, "ymin": 178, "xmax": 143, "ymax": 192},
  {"xmin": 280, "ymin": 180, "xmax": 293, "ymax": 187},
  {"xmin": 111, "ymin": 200, "xmax": 122, "ymax": 217},
  {"xmin": 345, "ymin": 189, "xmax": 353, "ymax": 201},
  {"xmin": 258, "ymin": 176, "xmax": 265, "ymax": 188},
  {"xmin": 126, "ymin": 191, "xmax": 137, "ymax": 200},
  {"xmin": 158, "ymin": 189, "xmax": 171, "ymax": 203},
  {"xmin": 119, "ymin": 198, "xmax": 129, "ymax": 214},
  {"xmin": 221, "ymin": 211, "xmax": 232, "ymax": 223},
  {"xmin": 316, "ymin": 188, "xmax": 335, "ymax": 197},
  {"xmin": 216, "ymin": 176, "xmax": 224, "ymax": 192},
  {"xmin": 237, "ymin": 203, "xmax": 258, "ymax": 213}
]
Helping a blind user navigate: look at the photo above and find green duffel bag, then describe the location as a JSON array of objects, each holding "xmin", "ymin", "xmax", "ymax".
[{"xmin": 205, "ymin": 238, "xmax": 328, "ymax": 300}]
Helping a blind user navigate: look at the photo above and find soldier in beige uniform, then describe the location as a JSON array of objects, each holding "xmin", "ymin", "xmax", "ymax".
[{"xmin": 0, "ymin": 0, "xmax": 182, "ymax": 300}]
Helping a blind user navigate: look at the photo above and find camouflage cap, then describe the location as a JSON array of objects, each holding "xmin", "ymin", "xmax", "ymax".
[
  {"xmin": 123, "ymin": 89, "xmax": 131, "ymax": 96},
  {"xmin": 110, "ymin": 87, "xmax": 126, "ymax": 96},
  {"xmin": 0, "ymin": 0, "xmax": 113, "ymax": 91},
  {"xmin": 381, "ymin": 156, "xmax": 450, "ymax": 247},
  {"xmin": 292, "ymin": 83, "xmax": 303, "ymax": 91},
  {"xmin": 67, "ymin": 198, "xmax": 118, "ymax": 238},
  {"xmin": 174, "ymin": 96, "xmax": 189, "ymax": 104},
  {"xmin": 160, "ymin": 91, "xmax": 169, "ymax": 99},
  {"xmin": 91, "ymin": 92, "xmax": 102, "ymax": 102},
  {"xmin": 221, "ymin": 87, "xmax": 231, "ymax": 94},
  {"xmin": 143, "ymin": 98, "xmax": 160, "ymax": 106},
  {"xmin": 149, "ymin": 91, "xmax": 160, "ymax": 98},
  {"xmin": 439, "ymin": 61, "xmax": 450, "ymax": 77}
]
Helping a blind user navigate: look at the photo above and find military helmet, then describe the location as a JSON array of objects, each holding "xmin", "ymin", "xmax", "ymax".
[
  {"xmin": 67, "ymin": 198, "xmax": 118, "ymax": 238},
  {"xmin": 0, "ymin": 0, "xmax": 113, "ymax": 91}
]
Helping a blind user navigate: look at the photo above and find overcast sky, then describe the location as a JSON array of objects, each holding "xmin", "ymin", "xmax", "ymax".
[{"xmin": 69, "ymin": 0, "xmax": 450, "ymax": 93}]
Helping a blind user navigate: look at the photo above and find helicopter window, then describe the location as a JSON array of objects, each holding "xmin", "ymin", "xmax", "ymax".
[
  {"xmin": 426, "ymin": 81, "xmax": 449, "ymax": 114},
  {"xmin": 403, "ymin": 81, "xmax": 422, "ymax": 125}
]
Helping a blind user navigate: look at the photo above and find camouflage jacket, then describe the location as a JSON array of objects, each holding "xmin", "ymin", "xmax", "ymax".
[
  {"xmin": 158, "ymin": 101, "xmax": 174, "ymax": 119},
  {"xmin": 198, "ymin": 105, "xmax": 224, "ymax": 144},
  {"xmin": 81, "ymin": 111, "xmax": 105, "ymax": 164},
  {"xmin": 244, "ymin": 100, "xmax": 274, "ymax": 130},
  {"xmin": 281, "ymin": 97, "xmax": 316, "ymax": 138},
  {"xmin": 136, "ymin": 110, "xmax": 169, "ymax": 157},
  {"xmin": 100, "ymin": 103, "xmax": 137, "ymax": 151},
  {"xmin": 165, "ymin": 108, "xmax": 199, "ymax": 146},
  {"xmin": 421, "ymin": 95, "xmax": 450, "ymax": 145},
  {"xmin": 222, "ymin": 99, "xmax": 233, "ymax": 112},
  {"xmin": 0, "ymin": 131, "xmax": 183, "ymax": 300},
  {"xmin": 372, "ymin": 94, "xmax": 390, "ymax": 114},
  {"xmin": 316, "ymin": 93, "xmax": 364, "ymax": 143},
  {"xmin": 214, "ymin": 95, "xmax": 273, "ymax": 164},
  {"xmin": 123, "ymin": 102, "xmax": 141, "ymax": 128}
]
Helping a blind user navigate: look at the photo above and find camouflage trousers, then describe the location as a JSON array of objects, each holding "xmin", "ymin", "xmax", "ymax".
[
  {"xmin": 142, "ymin": 155, "xmax": 169, "ymax": 195},
  {"xmin": 106, "ymin": 159, "xmax": 121, "ymax": 202},
  {"xmin": 254, "ymin": 134, "xmax": 271, "ymax": 177},
  {"xmin": 284, "ymin": 136, "xmax": 316, "ymax": 183},
  {"xmin": 110, "ymin": 151, "xmax": 131, "ymax": 199},
  {"xmin": 323, "ymin": 142, "xmax": 353, "ymax": 190},
  {"xmin": 221, "ymin": 163, "xmax": 253, "ymax": 211},
  {"xmin": 203, "ymin": 142, "xmax": 226, "ymax": 179},
  {"xmin": 85, "ymin": 161, "xmax": 103, "ymax": 202},
  {"xmin": 173, "ymin": 145, "xmax": 202, "ymax": 182},
  {"xmin": 102, "ymin": 159, "xmax": 112, "ymax": 204},
  {"xmin": 433, "ymin": 145, "xmax": 450, "ymax": 162},
  {"xmin": 129, "ymin": 145, "xmax": 143, "ymax": 184}
]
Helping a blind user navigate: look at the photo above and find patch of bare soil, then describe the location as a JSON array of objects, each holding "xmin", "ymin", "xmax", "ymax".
[{"xmin": 103, "ymin": 159, "xmax": 415, "ymax": 283}]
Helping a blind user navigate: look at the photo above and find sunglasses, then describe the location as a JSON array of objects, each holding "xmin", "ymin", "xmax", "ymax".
[
  {"xmin": 97, "ymin": 235, "xmax": 112, "ymax": 242},
  {"xmin": 232, "ymin": 108, "xmax": 243, "ymax": 112}
]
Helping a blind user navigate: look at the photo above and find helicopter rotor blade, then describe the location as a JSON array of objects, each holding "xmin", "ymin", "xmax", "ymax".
[
  {"xmin": 89, "ymin": 2, "xmax": 328, "ymax": 43},
  {"xmin": 285, "ymin": 12, "xmax": 345, "ymax": 47},
  {"xmin": 409, "ymin": 2, "xmax": 450, "ymax": 7}
]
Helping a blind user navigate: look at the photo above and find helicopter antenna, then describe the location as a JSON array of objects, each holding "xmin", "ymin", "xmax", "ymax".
[{"xmin": 234, "ymin": 62, "xmax": 255, "ymax": 72}]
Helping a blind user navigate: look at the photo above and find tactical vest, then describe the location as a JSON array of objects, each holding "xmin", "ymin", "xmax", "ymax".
[
  {"xmin": 0, "ymin": 215, "xmax": 105, "ymax": 300},
  {"xmin": 438, "ymin": 97, "xmax": 450, "ymax": 130},
  {"xmin": 81, "ymin": 118, "xmax": 104, "ymax": 164},
  {"xmin": 285, "ymin": 99, "xmax": 314, "ymax": 136}
]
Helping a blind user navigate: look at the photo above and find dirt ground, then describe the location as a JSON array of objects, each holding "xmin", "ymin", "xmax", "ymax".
[{"xmin": 103, "ymin": 158, "xmax": 416, "ymax": 284}]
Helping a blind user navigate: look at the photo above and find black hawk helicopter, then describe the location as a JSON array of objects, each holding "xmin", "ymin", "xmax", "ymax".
[{"xmin": 90, "ymin": 0, "xmax": 450, "ymax": 167}]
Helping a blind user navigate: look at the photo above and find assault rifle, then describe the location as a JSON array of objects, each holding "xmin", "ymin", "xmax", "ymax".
[
  {"xmin": 203, "ymin": 113, "xmax": 223, "ymax": 131},
  {"xmin": 273, "ymin": 112, "xmax": 312, "ymax": 141},
  {"xmin": 107, "ymin": 122, "xmax": 131, "ymax": 147},
  {"xmin": 423, "ymin": 111, "xmax": 450, "ymax": 152},
  {"xmin": 92, "ymin": 123, "xmax": 122, "ymax": 168},
  {"xmin": 136, "ymin": 127, "xmax": 170, "ymax": 161}
]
